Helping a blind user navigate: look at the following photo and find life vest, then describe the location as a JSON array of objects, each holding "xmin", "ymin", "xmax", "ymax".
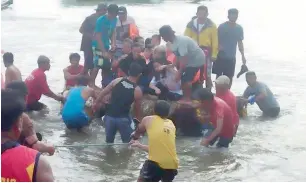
[
  {"xmin": 129, "ymin": 24, "xmax": 139, "ymax": 40},
  {"xmin": 1, "ymin": 141, "xmax": 40, "ymax": 182}
]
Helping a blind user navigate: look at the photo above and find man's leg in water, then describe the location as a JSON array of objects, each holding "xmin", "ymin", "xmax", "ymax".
[
  {"xmin": 116, "ymin": 117, "xmax": 133, "ymax": 143},
  {"xmin": 104, "ymin": 115, "xmax": 117, "ymax": 143},
  {"xmin": 161, "ymin": 169, "xmax": 178, "ymax": 182},
  {"xmin": 138, "ymin": 160, "xmax": 162, "ymax": 182},
  {"xmin": 206, "ymin": 58, "xmax": 213, "ymax": 90}
]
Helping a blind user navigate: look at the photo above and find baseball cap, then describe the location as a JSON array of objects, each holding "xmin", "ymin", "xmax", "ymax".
[
  {"xmin": 95, "ymin": 3, "xmax": 107, "ymax": 11},
  {"xmin": 159, "ymin": 25, "xmax": 175, "ymax": 36},
  {"xmin": 215, "ymin": 75, "xmax": 230, "ymax": 85},
  {"xmin": 118, "ymin": 6, "xmax": 127, "ymax": 14}
]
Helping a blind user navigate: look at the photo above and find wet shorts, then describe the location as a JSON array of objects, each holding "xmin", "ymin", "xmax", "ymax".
[
  {"xmin": 92, "ymin": 47, "xmax": 111, "ymax": 70},
  {"xmin": 212, "ymin": 51, "xmax": 236, "ymax": 78},
  {"xmin": 202, "ymin": 123, "xmax": 233, "ymax": 148},
  {"xmin": 63, "ymin": 114, "xmax": 89, "ymax": 129},
  {"xmin": 181, "ymin": 66, "xmax": 203, "ymax": 84},
  {"xmin": 139, "ymin": 160, "xmax": 178, "ymax": 182}
]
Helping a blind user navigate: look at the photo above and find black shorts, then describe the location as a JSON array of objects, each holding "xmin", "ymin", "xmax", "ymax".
[
  {"xmin": 26, "ymin": 101, "xmax": 47, "ymax": 111},
  {"xmin": 212, "ymin": 51, "xmax": 236, "ymax": 78},
  {"xmin": 83, "ymin": 49, "xmax": 94, "ymax": 70},
  {"xmin": 139, "ymin": 160, "xmax": 177, "ymax": 182},
  {"xmin": 181, "ymin": 66, "xmax": 202, "ymax": 84},
  {"xmin": 263, "ymin": 107, "xmax": 280, "ymax": 118}
]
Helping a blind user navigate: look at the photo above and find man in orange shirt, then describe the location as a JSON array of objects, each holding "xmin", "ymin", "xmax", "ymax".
[{"xmin": 215, "ymin": 75, "xmax": 239, "ymax": 135}]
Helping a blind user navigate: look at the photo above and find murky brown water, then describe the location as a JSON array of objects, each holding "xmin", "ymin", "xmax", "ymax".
[{"xmin": 2, "ymin": 0, "xmax": 306, "ymax": 181}]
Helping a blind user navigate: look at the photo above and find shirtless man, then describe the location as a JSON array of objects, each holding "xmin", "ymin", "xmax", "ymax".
[
  {"xmin": 3, "ymin": 52, "xmax": 22, "ymax": 86},
  {"xmin": 6, "ymin": 81, "xmax": 55, "ymax": 155}
]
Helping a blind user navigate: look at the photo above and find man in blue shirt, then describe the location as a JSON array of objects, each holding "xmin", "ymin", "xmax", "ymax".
[
  {"xmin": 91, "ymin": 4, "xmax": 118, "ymax": 88},
  {"xmin": 242, "ymin": 71, "xmax": 280, "ymax": 117},
  {"xmin": 213, "ymin": 8, "xmax": 246, "ymax": 87}
]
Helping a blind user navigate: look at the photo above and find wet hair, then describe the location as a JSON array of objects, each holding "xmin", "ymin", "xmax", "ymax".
[
  {"xmin": 152, "ymin": 34, "xmax": 161, "ymax": 42},
  {"xmin": 134, "ymin": 36, "xmax": 144, "ymax": 43},
  {"xmin": 194, "ymin": 88, "xmax": 214, "ymax": 101},
  {"xmin": 37, "ymin": 55, "xmax": 50, "ymax": 67},
  {"xmin": 107, "ymin": 4, "xmax": 119, "ymax": 15},
  {"xmin": 3, "ymin": 52, "xmax": 14, "ymax": 64},
  {"xmin": 197, "ymin": 5, "xmax": 208, "ymax": 13},
  {"xmin": 154, "ymin": 100, "xmax": 170, "ymax": 118},
  {"xmin": 132, "ymin": 42, "xmax": 143, "ymax": 49},
  {"xmin": 228, "ymin": 8, "xmax": 239, "ymax": 15},
  {"xmin": 128, "ymin": 63, "xmax": 143, "ymax": 77},
  {"xmin": 76, "ymin": 76, "xmax": 89, "ymax": 86},
  {"xmin": 145, "ymin": 38, "xmax": 152, "ymax": 47},
  {"xmin": 69, "ymin": 53, "xmax": 81, "ymax": 61},
  {"xmin": 1, "ymin": 89, "xmax": 26, "ymax": 131},
  {"xmin": 123, "ymin": 38, "xmax": 133, "ymax": 47},
  {"xmin": 245, "ymin": 71, "xmax": 256, "ymax": 77},
  {"xmin": 6, "ymin": 81, "xmax": 28, "ymax": 98}
]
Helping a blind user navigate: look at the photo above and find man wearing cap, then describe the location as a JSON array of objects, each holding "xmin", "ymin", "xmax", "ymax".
[
  {"xmin": 113, "ymin": 6, "xmax": 139, "ymax": 60},
  {"xmin": 213, "ymin": 8, "xmax": 246, "ymax": 87},
  {"xmin": 159, "ymin": 25, "xmax": 205, "ymax": 101},
  {"xmin": 79, "ymin": 3, "xmax": 108, "ymax": 75},
  {"xmin": 242, "ymin": 71, "xmax": 280, "ymax": 117},
  {"xmin": 215, "ymin": 75, "xmax": 239, "ymax": 135},
  {"xmin": 193, "ymin": 88, "xmax": 235, "ymax": 148},
  {"xmin": 91, "ymin": 4, "xmax": 119, "ymax": 88}
]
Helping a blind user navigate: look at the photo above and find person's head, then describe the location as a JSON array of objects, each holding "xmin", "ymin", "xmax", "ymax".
[
  {"xmin": 37, "ymin": 55, "xmax": 51, "ymax": 71},
  {"xmin": 145, "ymin": 38, "xmax": 152, "ymax": 47},
  {"xmin": 3, "ymin": 52, "xmax": 14, "ymax": 67},
  {"xmin": 194, "ymin": 88, "xmax": 214, "ymax": 110},
  {"xmin": 151, "ymin": 34, "xmax": 161, "ymax": 47},
  {"xmin": 134, "ymin": 36, "xmax": 145, "ymax": 45},
  {"xmin": 159, "ymin": 25, "xmax": 175, "ymax": 43},
  {"xmin": 196, "ymin": 5, "xmax": 208, "ymax": 19},
  {"xmin": 76, "ymin": 76, "xmax": 89, "ymax": 86},
  {"xmin": 154, "ymin": 100, "xmax": 171, "ymax": 119},
  {"xmin": 215, "ymin": 75, "xmax": 230, "ymax": 93},
  {"xmin": 128, "ymin": 62, "xmax": 142, "ymax": 80},
  {"xmin": 1, "ymin": 89, "xmax": 26, "ymax": 140},
  {"xmin": 123, "ymin": 38, "xmax": 133, "ymax": 54},
  {"xmin": 132, "ymin": 42, "xmax": 143, "ymax": 58},
  {"xmin": 6, "ymin": 81, "xmax": 28, "ymax": 101},
  {"xmin": 228, "ymin": 8, "xmax": 239, "ymax": 23},
  {"xmin": 152, "ymin": 45, "xmax": 167, "ymax": 69},
  {"xmin": 95, "ymin": 3, "xmax": 108, "ymax": 16},
  {"xmin": 118, "ymin": 6, "xmax": 127, "ymax": 21},
  {"xmin": 144, "ymin": 44, "xmax": 154, "ymax": 59},
  {"xmin": 69, "ymin": 53, "xmax": 81, "ymax": 67},
  {"xmin": 107, "ymin": 4, "xmax": 119, "ymax": 19},
  {"xmin": 245, "ymin": 71, "xmax": 257, "ymax": 87}
]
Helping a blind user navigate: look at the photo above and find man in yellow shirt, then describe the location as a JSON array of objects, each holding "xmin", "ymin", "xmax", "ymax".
[
  {"xmin": 130, "ymin": 100, "xmax": 179, "ymax": 182},
  {"xmin": 184, "ymin": 6, "xmax": 218, "ymax": 90}
]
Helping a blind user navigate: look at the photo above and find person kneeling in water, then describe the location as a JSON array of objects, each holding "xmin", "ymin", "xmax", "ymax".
[
  {"xmin": 130, "ymin": 100, "xmax": 178, "ymax": 182},
  {"xmin": 194, "ymin": 88, "xmax": 235, "ymax": 148},
  {"xmin": 6, "ymin": 81, "xmax": 55, "ymax": 155},
  {"xmin": 242, "ymin": 71, "xmax": 280, "ymax": 117},
  {"xmin": 61, "ymin": 76, "xmax": 96, "ymax": 130}
]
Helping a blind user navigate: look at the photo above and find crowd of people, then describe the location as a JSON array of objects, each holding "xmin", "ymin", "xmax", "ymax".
[{"xmin": 1, "ymin": 3, "xmax": 280, "ymax": 182}]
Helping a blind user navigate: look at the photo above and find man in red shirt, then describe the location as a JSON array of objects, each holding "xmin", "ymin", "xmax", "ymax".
[
  {"xmin": 25, "ymin": 55, "xmax": 63, "ymax": 111},
  {"xmin": 63, "ymin": 53, "xmax": 85, "ymax": 90},
  {"xmin": 194, "ymin": 88, "xmax": 235, "ymax": 148},
  {"xmin": 215, "ymin": 75, "xmax": 239, "ymax": 135}
]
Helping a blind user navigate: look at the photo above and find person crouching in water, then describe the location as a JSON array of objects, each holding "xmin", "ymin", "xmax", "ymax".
[
  {"xmin": 194, "ymin": 88, "xmax": 235, "ymax": 148},
  {"xmin": 6, "ymin": 81, "xmax": 55, "ymax": 155},
  {"xmin": 130, "ymin": 100, "xmax": 178, "ymax": 182},
  {"xmin": 149, "ymin": 45, "xmax": 183, "ymax": 101},
  {"xmin": 215, "ymin": 75, "xmax": 239, "ymax": 135},
  {"xmin": 242, "ymin": 71, "xmax": 280, "ymax": 117},
  {"xmin": 93, "ymin": 63, "xmax": 143, "ymax": 143},
  {"xmin": 63, "ymin": 53, "xmax": 85, "ymax": 90},
  {"xmin": 61, "ymin": 76, "xmax": 96, "ymax": 130}
]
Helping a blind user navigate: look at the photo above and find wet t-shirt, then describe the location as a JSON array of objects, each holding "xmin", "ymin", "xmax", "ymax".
[
  {"xmin": 170, "ymin": 35, "xmax": 205, "ymax": 68},
  {"xmin": 243, "ymin": 82, "xmax": 279, "ymax": 112},
  {"xmin": 217, "ymin": 90, "xmax": 239, "ymax": 126}
]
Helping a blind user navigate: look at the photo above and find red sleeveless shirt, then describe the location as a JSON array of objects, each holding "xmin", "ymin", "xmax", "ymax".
[
  {"xmin": 65, "ymin": 65, "xmax": 84, "ymax": 87},
  {"xmin": 1, "ymin": 143, "xmax": 40, "ymax": 182}
]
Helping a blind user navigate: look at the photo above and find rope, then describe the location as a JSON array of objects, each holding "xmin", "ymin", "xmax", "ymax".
[{"xmin": 55, "ymin": 143, "xmax": 129, "ymax": 148}]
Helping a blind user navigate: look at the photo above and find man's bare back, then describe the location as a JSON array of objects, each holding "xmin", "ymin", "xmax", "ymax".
[{"xmin": 5, "ymin": 65, "xmax": 22, "ymax": 85}]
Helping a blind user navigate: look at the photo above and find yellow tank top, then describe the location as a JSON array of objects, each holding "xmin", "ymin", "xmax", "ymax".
[{"xmin": 147, "ymin": 115, "xmax": 179, "ymax": 169}]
